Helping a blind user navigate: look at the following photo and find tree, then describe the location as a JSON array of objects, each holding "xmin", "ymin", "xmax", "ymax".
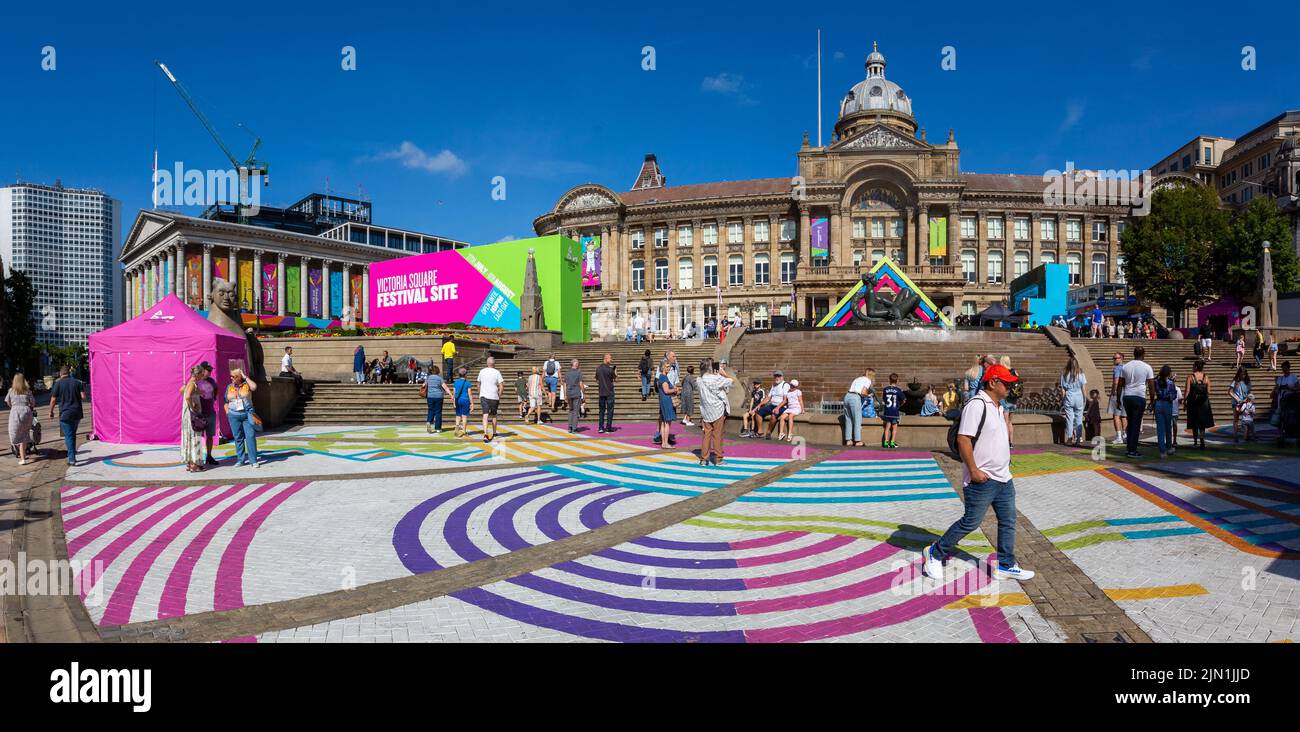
[
  {"xmin": 1118, "ymin": 184, "xmax": 1227, "ymax": 328},
  {"xmin": 1, "ymin": 269, "xmax": 38, "ymax": 379},
  {"xmin": 1217, "ymin": 196, "xmax": 1300, "ymax": 300}
]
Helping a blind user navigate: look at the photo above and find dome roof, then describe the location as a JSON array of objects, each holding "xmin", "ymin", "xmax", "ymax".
[{"xmin": 838, "ymin": 42, "xmax": 913, "ymax": 119}]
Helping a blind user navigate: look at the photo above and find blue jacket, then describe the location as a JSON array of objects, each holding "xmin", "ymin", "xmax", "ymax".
[{"xmin": 353, "ymin": 347, "xmax": 366, "ymax": 371}]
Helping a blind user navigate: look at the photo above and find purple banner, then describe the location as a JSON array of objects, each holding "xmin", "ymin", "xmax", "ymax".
[
  {"xmin": 811, "ymin": 217, "xmax": 829, "ymax": 258},
  {"xmin": 261, "ymin": 263, "xmax": 277, "ymax": 313},
  {"xmin": 308, "ymin": 267, "xmax": 323, "ymax": 318}
]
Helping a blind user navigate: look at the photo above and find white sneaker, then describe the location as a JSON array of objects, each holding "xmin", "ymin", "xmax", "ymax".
[
  {"xmin": 1111, "ymin": 436, "xmax": 1124, "ymax": 445},
  {"xmin": 992, "ymin": 564, "xmax": 1035, "ymax": 581},
  {"xmin": 920, "ymin": 544, "xmax": 944, "ymax": 580}
]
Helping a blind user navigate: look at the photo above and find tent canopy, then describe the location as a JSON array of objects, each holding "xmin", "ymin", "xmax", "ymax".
[
  {"xmin": 975, "ymin": 303, "xmax": 1016, "ymax": 322},
  {"xmin": 89, "ymin": 294, "xmax": 249, "ymax": 444}
]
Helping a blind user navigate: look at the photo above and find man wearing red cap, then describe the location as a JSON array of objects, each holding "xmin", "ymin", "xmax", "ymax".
[{"xmin": 921, "ymin": 363, "xmax": 1035, "ymax": 582}]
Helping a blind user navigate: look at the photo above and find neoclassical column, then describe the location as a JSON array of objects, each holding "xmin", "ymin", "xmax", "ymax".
[
  {"xmin": 599, "ymin": 224, "xmax": 613, "ymax": 292},
  {"xmin": 171, "ymin": 245, "xmax": 181, "ymax": 297},
  {"xmin": 798, "ymin": 205, "xmax": 811, "ymax": 267},
  {"xmin": 277, "ymin": 253, "xmax": 286, "ymax": 316},
  {"xmin": 903, "ymin": 206, "xmax": 915, "ymax": 266},
  {"xmin": 947, "ymin": 206, "xmax": 961, "ymax": 270},
  {"xmin": 124, "ymin": 270, "xmax": 133, "ymax": 318},
  {"xmin": 252, "ymin": 249, "xmax": 263, "ymax": 314},
  {"xmin": 202, "ymin": 244, "xmax": 213, "ymax": 307},
  {"xmin": 1030, "ymin": 212, "xmax": 1042, "ymax": 271},
  {"xmin": 917, "ymin": 206, "xmax": 930, "ymax": 266},
  {"xmin": 361, "ymin": 265, "xmax": 370, "ymax": 323},
  {"xmin": 321, "ymin": 260, "xmax": 332, "ymax": 319},
  {"xmin": 300, "ymin": 257, "xmax": 310, "ymax": 317},
  {"xmin": 342, "ymin": 262, "xmax": 354, "ymax": 316},
  {"xmin": 152, "ymin": 255, "xmax": 162, "ymax": 307},
  {"xmin": 829, "ymin": 206, "xmax": 842, "ymax": 267}
]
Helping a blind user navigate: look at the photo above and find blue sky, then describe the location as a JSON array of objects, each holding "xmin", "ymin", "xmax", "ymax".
[{"xmin": 0, "ymin": 0, "xmax": 1294, "ymax": 249}]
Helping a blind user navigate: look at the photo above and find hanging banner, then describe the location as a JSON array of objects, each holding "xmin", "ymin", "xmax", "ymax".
[
  {"xmin": 581, "ymin": 235, "xmax": 601, "ymax": 287},
  {"xmin": 186, "ymin": 254, "xmax": 203, "ymax": 308},
  {"xmin": 350, "ymin": 273, "xmax": 363, "ymax": 316},
  {"xmin": 238, "ymin": 260, "xmax": 254, "ymax": 311},
  {"xmin": 928, "ymin": 216, "xmax": 948, "ymax": 258},
  {"xmin": 287, "ymin": 265, "xmax": 301, "ymax": 315},
  {"xmin": 308, "ymin": 267, "xmax": 323, "ymax": 318},
  {"xmin": 330, "ymin": 270, "xmax": 343, "ymax": 318},
  {"xmin": 261, "ymin": 263, "xmax": 278, "ymax": 313},
  {"xmin": 811, "ymin": 217, "xmax": 829, "ymax": 258},
  {"xmin": 214, "ymin": 257, "xmax": 229, "ymax": 284}
]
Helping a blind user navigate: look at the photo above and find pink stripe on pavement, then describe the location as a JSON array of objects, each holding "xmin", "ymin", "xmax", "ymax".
[
  {"xmin": 61, "ymin": 485, "xmax": 102, "ymax": 503},
  {"xmin": 74, "ymin": 487, "xmax": 219, "ymax": 598},
  {"xmin": 156, "ymin": 483, "xmax": 279, "ymax": 619},
  {"xmin": 212, "ymin": 481, "xmax": 312, "ymax": 612},
  {"xmin": 967, "ymin": 606, "xmax": 1020, "ymax": 643},
  {"xmin": 62, "ymin": 486, "xmax": 154, "ymax": 523},
  {"xmin": 66, "ymin": 486, "xmax": 188, "ymax": 555},
  {"xmin": 744, "ymin": 542, "xmax": 901, "ymax": 589},
  {"xmin": 97, "ymin": 484, "xmax": 248, "ymax": 626},
  {"xmin": 729, "ymin": 531, "xmax": 807, "ymax": 550},
  {"xmin": 735, "ymin": 535, "xmax": 856, "ymax": 568},
  {"xmin": 737, "ymin": 553, "xmax": 906, "ymax": 614},
  {"xmin": 744, "ymin": 561, "xmax": 993, "ymax": 642}
]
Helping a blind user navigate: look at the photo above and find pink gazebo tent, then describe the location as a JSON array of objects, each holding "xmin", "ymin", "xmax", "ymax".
[{"xmin": 89, "ymin": 294, "xmax": 248, "ymax": 444}]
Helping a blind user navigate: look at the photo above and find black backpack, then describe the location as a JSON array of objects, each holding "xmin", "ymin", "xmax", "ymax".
[
  {"xmin": 545, "ymin": 360, "xmax": 557, "ymax": 376},
  {"xmin": 947, "ymin": 399, "xmax": 989, "ymax": 457}
]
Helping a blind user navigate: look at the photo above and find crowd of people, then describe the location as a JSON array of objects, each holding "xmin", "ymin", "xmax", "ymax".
[{"xmin": 622, "ymin": 311, "xmax": 743, "ymax": 343}]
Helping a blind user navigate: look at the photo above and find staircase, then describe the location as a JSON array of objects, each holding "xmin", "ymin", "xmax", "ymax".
[
  {"xmin": 286, "ymin": 339, "xmax": 720, "ymax": 426},
  {"xmin": 1079, "ymin": 337, "xmax": 1275, "ymax": 418}
]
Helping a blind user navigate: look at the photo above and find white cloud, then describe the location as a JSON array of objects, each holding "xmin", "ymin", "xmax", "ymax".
[
  {"xmin": 1059, "ymin": 101, "xmax": 1085, "ymax": 132},
  {"xmin": 373, "ymin": 141, "xmax": 468, "ymax": 176},
  {"xmin": 701, "ymin": 72, "xmax": 743, "ymax": 94},
  {"xmin": 701, "ymin": 73, "xmax": 756, "ymax": 106},
  {"xmin": 833, "ymin": 50, "xmax": 846, "ymax": 61},
  {"xmin": 496, "ymin": 235, "xmax": 517, "ymax": 242}
]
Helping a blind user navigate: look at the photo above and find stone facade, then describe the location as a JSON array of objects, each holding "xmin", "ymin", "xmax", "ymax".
[{"xmin": 534, "ymin": 44, "xmax": 1133, "ymax": 338}]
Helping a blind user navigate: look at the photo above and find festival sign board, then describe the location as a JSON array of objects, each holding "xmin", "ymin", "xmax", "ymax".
[
  {"xmin": 811, "ymin": 217, "xmax": 829, "ymax": 258},
  {"xmin": 581, "ymin": 235, "xmax": 601, "ymax": 287},
  {"xmin": 368, "ymin": 235, "xmax": 583, "ymax": 342}
]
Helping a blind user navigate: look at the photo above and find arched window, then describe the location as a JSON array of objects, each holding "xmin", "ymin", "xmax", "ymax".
[
  {"xmin": 987, "ymin": 250, "xmax": 1004, "ymax": 284},
  {"xmin": 1014, "ymin": 251, "xmax": 1031, "ymax": 279},
  {"xmin": 1040, "ymin": 251, "xmax": 1056, "ymax": 265},
  {"xmin": 703, "ymin": 255, "xmax": 718, "ymax": 288},
  {"xmin": 654, "ymin": 258, "xmax": 669, "ymax": 290},
  {"xmin": 1091, "ymin": 254, "xmax": 1107, "ymax": 284},
  {"xmin": 631, "ymin": 260, "xmax": 645, "ymax": 291},
  {"xmin": 678, "ymin": 259, "xmax": 694, "ymax": 290},
  {"xmin": 1066, "ymin": 252, "xmax": 1082, "ymax": 286},
  {"xmin": 728, "ymin": 254, "xmax": 744, "ymax": 287},
  {"xmin": 961, "ymin": 250, "xmax": 977, "ymax": 283}
]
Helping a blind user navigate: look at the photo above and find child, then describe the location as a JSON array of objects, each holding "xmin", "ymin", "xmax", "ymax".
[
  {"xmin": 920, "ymin": 384, "xmax": 940, "ymax": 416},
  {"xmin": 777, "ymin": 379, "xmax": 803, "ymax": 441},
  {"xmin": 515, "ymin": 371, "xmax": 528, "ymax": 419},
  {"xmin": 452, "ymin": 367, "xmax": 473, "ymax": 437},
  {"xmin": 881, "ymin": 373, "xmax": 905, "ymax": 448},
  {"xmin": 940, "ymin": 382, "xmax": 961, "ymax": 419},
  {"xmin": 1240, "ymin": 393, "xmax": 1256, "ymax": 441},
  {"xmin": 741, "ymin": 380, "xmax": 765, "ymax": 437},
  {"xmin": 1084, "ymin": 389, "xmax": 1102, "ymax": 442},
  {"xmin": 1236, "ymin": 335, "xmax": 1246, "ymax": 369}
]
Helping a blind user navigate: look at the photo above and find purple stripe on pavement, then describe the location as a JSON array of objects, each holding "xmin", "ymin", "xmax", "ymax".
[{"xmin": 1111, "ymin": 468, "xmax": 1294, "ymax": 553}]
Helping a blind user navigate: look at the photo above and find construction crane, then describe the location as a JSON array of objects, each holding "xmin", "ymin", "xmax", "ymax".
[{"xmin": 154, "ymin": 60, "xmax": 269, "ymax": 221}]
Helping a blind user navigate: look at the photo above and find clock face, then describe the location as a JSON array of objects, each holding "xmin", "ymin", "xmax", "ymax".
[{"xmin": 854, "ymin": 187, "xmax": 901, "ymax": 210}]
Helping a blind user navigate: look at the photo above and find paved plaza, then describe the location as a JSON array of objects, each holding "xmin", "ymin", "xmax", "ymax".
[{"xmin": 5, "ymin": 417, "xmax": 1292, "ymax": 645}]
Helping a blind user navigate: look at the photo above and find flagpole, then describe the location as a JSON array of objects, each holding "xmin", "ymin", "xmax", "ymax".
[{"xmin": 817, "ymin": 29, "xmax": 822, "ymax": 147}]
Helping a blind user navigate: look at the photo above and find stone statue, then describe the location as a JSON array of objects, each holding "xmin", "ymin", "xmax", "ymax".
[
  {"xmin": 208, "ymin": 277, "xmax": 266, "ymax": 380},
  {"xmin": 851, "ymin": 272, "xmax": 923, "ymax": 324}
]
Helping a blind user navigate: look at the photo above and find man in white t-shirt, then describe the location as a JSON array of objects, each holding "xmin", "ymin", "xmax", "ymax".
[
  {"xmin": 757, "ymin": 371, "xmax": 790, "ymax": 439},
  {"xmin": 279, "ymin": 346, "xmax": 305, "ymax": 395},
  {"xmin": 1118, "ymin": 346, "xmax": 1156, "ymax": 457},
  {"xmin": 477, "ymin": 356, "xmax": 505, "ymax": 443},
  {"xmin": 633, "ymin": 312, "xmax": 646, "ymax": 343},
  {"xmin": 922, "ymin": 364, "xmax": 1034, "ymax": 582}
]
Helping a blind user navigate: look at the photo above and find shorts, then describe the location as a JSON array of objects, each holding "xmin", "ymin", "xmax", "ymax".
[
  {"xmin": 529, "ymin": 395, "xmax": 543, "ymax": 408},
  {"xmin": 544, "ymin": 376, "xmax": 558, "ymax": 391},
  {"xmin": 1106, "ymin": 396, "xmax": 1123, "ymax": 416},
  {"xmin": 881, "ymin": 415, "xmax": 900, "ymax": 425},
  {"xmin": 757, "ymin": 404, "xmax": 784, "ymax": 419},
  {"xmin": 480, "ymin": 397, "xmax": 499, "ymax": 416},
  {"xmin": 455, "ymin": 399, "xmax": 471, "ymax": 417}
]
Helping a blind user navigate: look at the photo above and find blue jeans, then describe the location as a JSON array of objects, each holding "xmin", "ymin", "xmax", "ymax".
[
  {"xmin": 934, "ymin": 477, "xmax": 1018, "ymax": 570},
  {"xmin": 443, "ymin": 358, "xmax": 454, "ymax": 378},
  {"xmin": 355, "ymin": 371, "xmax": 365, "ymax": 384},
  {"xmin": 842, "ymin": 393, "xmax": 863, "ymax": 443},
  {"xmin": 426, "ymin": 397, "xmax": 444, "ymax": 430},
  {"xmin": 640, "ymin": 373, "xmax": 651, "ymax": 398},
  {"xmin": 1123, "ymin": 395, "xmax": 1146, "ymax": 454},
  {"xmin": 1062, "ymin": 391, "xmax": 1084, "ymax": 442},
  {"xmin": 59, "ymin": 418, "xmax": 80, "ymax": 464},
  {"xmin": 1154, "ymin": 400, "xmax": 1174, "ymax": 454},
  {"xmin": 227, "ymin": 410, "xmax": 259, "ymax": 465}
]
